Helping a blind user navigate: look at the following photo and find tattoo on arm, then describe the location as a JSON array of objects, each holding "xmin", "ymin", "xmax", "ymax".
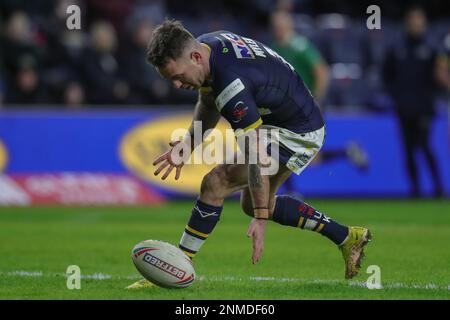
[
  {"xmin": 244, "ymin": 131, "xmax": 270, "ymax": 217},
  {"xmin": 249, "ymin": 164, "xmax": 262, "ymax": 189}
]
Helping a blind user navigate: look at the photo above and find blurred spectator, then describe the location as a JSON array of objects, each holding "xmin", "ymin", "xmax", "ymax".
[
  {"xmin": 81, "ymin": 20, "xmax": 129, "ymax": 105},
  {"xmin": 120, "ymin": 19, "xmax": 171, "ymax": 104},
  {"xmin": 435, "ymin": 30, "xmax": 450, "ymax": 93},
  {"xmin": 382, "ymin": 6, "xmax": 443, "ymax": 198},
  {"xmin": 38, "ymin": 0, "xmax": 87, "ymax": 105},
  {"xmin": 270, "ymin": 11, "xmax": 369, "ymax": 195},
  {"xmin": 0, "ymin": 78, "xmax": 4, "ymax": 107},
  {"xmin": 85, "ymin": 0, "xmax": 133, "ymax": 39},
  {"xmin": 4, "ymin": 56, "xmax": 47, "ymax": 104},
  {"xmin": 122, "ymin": 18, "xmax": 197, "ymax": 105},
  {"xmin": 0, "ymin": 46, "xmax": 4, "ymax": 107},
  {"xmin": 270, "ymin": 10, "xmax": 329, "ymax": 104},
  {"xmin": 1, "ymin": 11, "xmax": 45, "ymax": 103},
  {"xmin": 1, "ymin": 12, "xmax": 48, "ymax": 105},
  {"xmin": 128, "ymin": 0, "xmax": 167, "ymax": 26},
  {"xmin": 0, "ymin": 1, "xmax": 449, "ymax": 108},
  {"xmin": 64, "ymin": 81, "xmax": 85, "ymax": 108},
  {"xmin": 317, "ymin": 13, "xmax": 371, "ymax": 108}
]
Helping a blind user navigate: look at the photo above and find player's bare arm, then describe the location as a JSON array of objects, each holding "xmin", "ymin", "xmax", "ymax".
[
  {"xmin": 241, "ymin": 127, "xmax": 271, "ymax": 264},
  {"xmin": 187, "ymin": 89, "xmax": 221, "ymax": 147},
  {"xmin": 153, "ymin": 90, "xmax": 220, "ymax": 180}
]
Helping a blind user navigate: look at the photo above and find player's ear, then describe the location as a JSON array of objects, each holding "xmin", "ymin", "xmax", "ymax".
[{"xmin": 191, "ymin": 51, "xmax": 202, "ymax": 64}]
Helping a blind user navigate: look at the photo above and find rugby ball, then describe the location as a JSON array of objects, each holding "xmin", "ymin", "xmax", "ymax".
[{"xmin": 131, "ymin": 240, "xmax": 195, "ymax": 288}]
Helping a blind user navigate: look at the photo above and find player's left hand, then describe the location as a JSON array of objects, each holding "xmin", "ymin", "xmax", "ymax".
[
  {"xmin": 246, "ymin": 218, "xmax": 267, "ymax": 264},
  {"xmin": 153, "ymin": 141, "xmax": 185, "ymax": 180}
]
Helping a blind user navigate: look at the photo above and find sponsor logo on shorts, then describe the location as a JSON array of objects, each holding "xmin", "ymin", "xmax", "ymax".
[
  {"xmin": 291, "ymin": 153, "xmax": 311, "ymax": 169},
  {"xmin": 143, "ymin": 252, "xmax": 186, "ymax": 280}
]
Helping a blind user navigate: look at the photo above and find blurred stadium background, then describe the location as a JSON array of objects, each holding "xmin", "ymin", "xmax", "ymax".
[
  {"xmin": 0, "ymin": 0, "xmax": 448, "ymax": 204},
  {"xmin": 0, "ymin": 0, "xmax": 449, "ymax": 300}
]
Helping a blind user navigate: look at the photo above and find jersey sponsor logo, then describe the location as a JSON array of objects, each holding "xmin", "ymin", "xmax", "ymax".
[
  {"xmin": 215, "ymin": 78, "xmax": 245, "ymax": 111},
  {"xmin": 213, "ymin": 36, "xmax": 230, "ymax": 54},
  {"xmin": 231, "ymin": 101, "xmax": 248, "ymax": 123},
  {"xmin": 221, "ymin": 33, "xmax": 255, "ymax": 59}
]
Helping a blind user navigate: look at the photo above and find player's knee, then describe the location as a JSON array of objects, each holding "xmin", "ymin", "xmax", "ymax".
[{"xmin": 200, "ymin": 167, "xmax": 229, "ymax": 200}]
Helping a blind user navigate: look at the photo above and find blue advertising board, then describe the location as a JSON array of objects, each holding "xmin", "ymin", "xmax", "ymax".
[{"xmin": 0, "ymin": 109, "xmax": 448, "ymax": 198}]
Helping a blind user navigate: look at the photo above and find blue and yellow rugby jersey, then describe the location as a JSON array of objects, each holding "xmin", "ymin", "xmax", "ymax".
[{"xmin": 197, "ymin": 31, "xmax": 324, "ymax": 134}]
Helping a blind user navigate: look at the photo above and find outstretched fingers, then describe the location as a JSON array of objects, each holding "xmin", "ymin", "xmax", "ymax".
[
  {"xmin": 153, "ymin": 141, "xmax": 185, "ymax": 180},
  {"xmin": 161, "ymin": 164, "xmax": 175, "ymax": 180},
  {"xmin": 154, "ymin": 159, "xmax": 170, "ymax": 176},
  {"xmin": 175, "ymin": 166, "xmax": 182, "ymax": 180},
  {"xmin": 153, "ymin": 152, "xmax": 169, "ymax": 166},
  {"xmin": 252, "ymin": 236, "xmax": 263, "ymax": 264}
]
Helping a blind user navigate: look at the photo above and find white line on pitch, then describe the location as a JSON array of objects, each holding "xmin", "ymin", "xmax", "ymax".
[{"xmin": 2, "ymin": 270, "xmax": 449, "ymax": 291}]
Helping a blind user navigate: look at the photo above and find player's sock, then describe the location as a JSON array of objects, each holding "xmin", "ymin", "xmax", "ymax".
[
  {"xmin": 179, "ymin": 199, "xmax": 223, "ymax": 258},
  {"xmin": 272, "ymin": 195, "xmax": 349, "ymax": 245}
]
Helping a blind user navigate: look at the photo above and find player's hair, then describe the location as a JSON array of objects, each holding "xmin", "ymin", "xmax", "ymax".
[{"xmin": 146, "ymin": 19, "xmax": 196, "ymax": 67}]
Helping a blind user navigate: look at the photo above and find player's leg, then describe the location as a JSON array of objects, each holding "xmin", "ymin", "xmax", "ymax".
[
  {"xmin": 267, "ymin": 176, "xmax": 364, "ymax": 280},
  {"xmin": 178, "ymin": 162, "xmax": 248, "ymax": 259},
  {"xmin": 241, "ymin": 164, "xmax": 371, "ymax": 279},
  {"xmin": 240, "ymin": 164, "xmax": 291, "ymax": 217},
  {"xmin": 241, "ymin": 125, "xmax": 371, "ymax": 278},
  {"xmin": 241, "ymin": 165, "xmax": 350, "ymax": 246}
]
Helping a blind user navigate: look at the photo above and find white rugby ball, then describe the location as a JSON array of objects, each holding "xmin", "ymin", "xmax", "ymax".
[{"xmin": 131, "ymin": 240, "xmax": 195, "ymax": 288}]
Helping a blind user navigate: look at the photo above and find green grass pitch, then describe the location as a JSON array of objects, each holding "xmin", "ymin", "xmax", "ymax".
[{"xmin": 0, "ymin": 200, "xmax": 449, "ymax": 299}]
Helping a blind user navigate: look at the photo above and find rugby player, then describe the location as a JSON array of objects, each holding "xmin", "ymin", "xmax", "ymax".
[{"xmin": 127, "ymin": 20, "xmax": 372, "ymax": 289}]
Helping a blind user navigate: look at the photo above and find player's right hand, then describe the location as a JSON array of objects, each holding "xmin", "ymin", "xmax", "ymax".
[
  {"xmin": 246, "ymin": 218, "xmax": 267, "ymax": 264},
  {"xmin": 153, "ymin": 141, "xmax": 185, "ymax": 180}
]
